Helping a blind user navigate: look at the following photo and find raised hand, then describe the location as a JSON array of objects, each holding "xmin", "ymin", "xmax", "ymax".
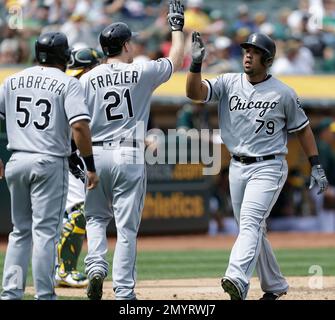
[
  {"xmin": 191, "ymin": 31, "xmax": 205, "ymax": 63},
  {"xmin": 167, "ymin": 0, "xmax": 184, "ymax": 32}
]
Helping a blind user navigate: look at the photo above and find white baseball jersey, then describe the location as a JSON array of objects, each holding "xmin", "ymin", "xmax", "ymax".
[
  {"xmin": 79, "ymin": 58, "xmax": 173, "ymax": 141},
  {"xmin": 0, "ymin": 66, "xmax": 90, "ymax": 157},
  {"xmin": 203, "ymin": 73, "xmax": 309, "ymax": 157}
]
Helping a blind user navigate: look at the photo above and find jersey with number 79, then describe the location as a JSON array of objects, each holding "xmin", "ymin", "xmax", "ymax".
[
  {"xmin": 203, "ymin": 73, "xmax": 309, "ymax": 157},
  {"xmin": 79, "ymin": 58, "xmax": 173, "ymax": 143}
]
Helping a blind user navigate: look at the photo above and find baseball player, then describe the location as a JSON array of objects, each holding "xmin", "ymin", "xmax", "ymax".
[
  {"xmin": 55, "ymin": 48, "xmax": 103, "ymax": 288},
  {"xmin": 80, "ymin": 0, "xmax": 184, "ymax": 300},
  {"xmin": 0, "ymin": 32, "xmax": 99, "ymax": 300},
  {"xmin": 186, "ymin": 32, "xmax": 328, "ymax": 300}
]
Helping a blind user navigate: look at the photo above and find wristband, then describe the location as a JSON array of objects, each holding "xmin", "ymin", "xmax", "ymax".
[
  {"xmin": 83, "ymin": 154, "xmax": 96, "ymax": 172},
  {"xmin": 190, "ymin": 61, "xmax": 202, "ymax": 73},
  {"xmin": 309, "ymin": 155, "xmax": 321, "ymax": 166}
]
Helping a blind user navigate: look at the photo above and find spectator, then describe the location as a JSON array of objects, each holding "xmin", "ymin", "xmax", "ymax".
[
  {"xmin": 288, "ymin": 0, "xmax": 312, "ymax": 34},
  {"xmin": 20, "ymin": 1, "xmax": 51, "ymax": 38},
  {"xmin": 48, "ymin": 0, "xmax": 70, "ymax": 25},
  {"xmin": 0, "ymin": 38, "xmax": 20, "ymax": 64},
  {"xmin": 322, "ymin": 0, "xmax": 335, "ymax": 33},
  {"xmin": 132, "ymin": 37, "xmax": 150, "ymax": 63},
  {"xmin": 273, "ymin": 8, "xmax": 293, "ymax": 40},
  {"xmin": 73, "ymin": 0, "xmax": 110, "ymax": 32},
  {"xmin": 184, "ymin": 0, "xmax": 211, "ymax": 33},
  {"xmin": 60, "ymin": 13, "xmax": 97, "ymax": 48},
  {"xmin": 203, "ymin": 9, "xmax": 226, "ymax": 36},
  {"xmin": 140, "ymin": 5, "xmax": 170, "ymax": 53},
  {"xmin": 231, "ymin": 4, "xmax": 257, "ymax": 34},
  {"xmin": 310, "ymin": 118, "xmax": 335, "ymax": 232},
  {"xmin": 322, "ymin": 0, "xmax": 335, "ymax": 47},
  {"xmin": 271, "ymin": 38, "xmax": 315, "ymax": 75},
  {"xmin": 321, "ymin": 46, "xmax": 335, "ymax": 72},
  {"xmin": 254, "ymin": 12, "xmax": 275, "ymax": 36},
  {"xmin": 229, "ymin": 27, "xmax": 250, "ymax": 59},
  {"xmin": 104, "ymin": 0, "xmax": 125, "ymax": 16},
  {"xmin": 299, "ymin": 14, "xmax": 325, "ymax": 58},
  {"xmin": 205, "ymin": 36, "xmax": 240, "ymax": 73},
  {"xmin": 104, "ymin": 0, "xmax": 160, "ymax": 29}
]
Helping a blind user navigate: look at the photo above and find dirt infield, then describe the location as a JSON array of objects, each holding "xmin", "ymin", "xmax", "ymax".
[{"xmin": 25, "ymin": 276, "xmax": 335, "ymax": 300}]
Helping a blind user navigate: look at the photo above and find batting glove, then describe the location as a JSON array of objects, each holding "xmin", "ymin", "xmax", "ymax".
[
  {"xmin": 191, "ymin": 31, "xmax": 205, "ymax": 64},
  {"xmin": 68, "ymin": 152, "xmax": 86, "ymax": 183},
  {"xmin": 167, "ymin": 0, "xmax": 184, "ymax": 32},
  {"xmin": 309, "ymin": 164, "xmax": 328, "ymax": 195}
]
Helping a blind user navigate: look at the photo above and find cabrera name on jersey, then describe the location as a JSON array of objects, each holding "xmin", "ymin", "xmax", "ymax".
[
  {"xmin": 80, "ymin": 58, "xmax": 173, "ymax": 142},
  {"xmin": 0, "ymin": 66, "xmax": 90, "ymax": 156},
  {"xmin": 203, "ymin": 73, "xmax": 309, "ymax": 157}
]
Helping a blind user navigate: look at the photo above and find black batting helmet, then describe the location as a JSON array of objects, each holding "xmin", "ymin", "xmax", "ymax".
[
  {"xmin": 240, "ymin": 33, "xmax": 276, "ymax": 65},
  {"xmin": 66, "ymin": 48, "xmax": 104, "ymax": 77},
  {"xmin": 99, "ymin": 22, "xmax": 133, "ymax": 57},
  {"xmin": 35, "ymin": 32, "xmax": 71, "ymax": 66}
]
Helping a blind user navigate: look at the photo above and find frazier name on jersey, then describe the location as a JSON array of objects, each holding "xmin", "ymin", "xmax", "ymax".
[{"xmin": 89, "ymin": 71, "xmax": 139, "ymax": 90}]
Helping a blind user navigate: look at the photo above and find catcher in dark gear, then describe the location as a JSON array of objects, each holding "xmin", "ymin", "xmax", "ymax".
[{"xmin": 55, "ymin": 47, "xmax": 103, "ymax": 288}]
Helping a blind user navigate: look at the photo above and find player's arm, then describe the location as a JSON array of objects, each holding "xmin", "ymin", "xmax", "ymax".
[
  {"xmin": 71, "ymin": 120, "xmax": 99, "ymax": 190},
  {"xmin": 296, "ymin": 124, "xmax": 319, "ymax": 158},
  {"xmin": 296, "ymin": 124, "xmax": 328, "ymax": 194},
  {"xmin": 186, "ymin": 32, "xmax": 208, "ymax": 101},
  {"xmin": 0, "ymin": 158, "xmax": 4, "ymax": 179},
  {"xmin": 65, "ymin": 78, "xmax": 98, "ymax": 189},
  {"xmin": 167, "ymin": 0, "xmax": 185, "ymax": 71}
]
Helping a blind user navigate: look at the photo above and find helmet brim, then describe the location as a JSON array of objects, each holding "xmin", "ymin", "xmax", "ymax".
[
  {"xmin": 240, "ymin": 42, "xmax": 269, "ymax": 53},
  {"xmin": 66, "ymin": 68, "xmax": 84, "ymax": 77},
  {"xmin": 240, "ymin": 42, "xmax": 270, "ymax": 54}
]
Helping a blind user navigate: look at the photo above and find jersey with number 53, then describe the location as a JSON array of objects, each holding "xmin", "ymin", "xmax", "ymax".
[
  {"xmin": 79, "ymin": 58, "xmax": 173, "ymax": 142},
  {"xmin": 0, "ymin": 66, "xmax": 90, "ymax": 156},
  {"xmin": 203, "ymin": 73, "xmax": 309, "ymax": 157}
]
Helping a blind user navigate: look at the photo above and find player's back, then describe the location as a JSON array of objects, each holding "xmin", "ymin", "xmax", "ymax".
[
  {"xmin": 80, "ymin": 58, "xmax": 172, "ymax": 142},
  {"xmin": 1, "ymin": 66, "xmax": 87, "ymax": 156}
]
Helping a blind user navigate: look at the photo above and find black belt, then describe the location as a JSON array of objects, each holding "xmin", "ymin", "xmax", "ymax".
[
  {"xmin": 92, "ymin": 139, "xmax": 139, "ymax": 148},
  {"xmin": 232, "ymin": 155, "xmax": 275, "ymax": 165}
]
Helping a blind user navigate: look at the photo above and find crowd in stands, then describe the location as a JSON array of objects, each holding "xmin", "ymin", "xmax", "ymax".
[{"xmin": 1, "ymin": 0, "xmax": 335, "ymax": 73}]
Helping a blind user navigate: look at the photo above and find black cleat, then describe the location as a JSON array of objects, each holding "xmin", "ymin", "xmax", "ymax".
[
  {"xmin": 259, "ymin": 292, "xmax": 287, "ymax": 300},
  {"xmin": 221, "ymin": 277, "xmax": 243, "ymax": 300},
  {"xmin": 87, "ymin": 274, "xmax": 104, "ymax": 300}
]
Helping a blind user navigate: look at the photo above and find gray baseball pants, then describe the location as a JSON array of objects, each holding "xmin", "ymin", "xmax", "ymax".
[
  {"xmin": 1, "ymin": 152, "xmax": 68, "ymax": 300},
  {"xmin": 225, "ymin": 157, "xmax": 289, "ymax": 299}
]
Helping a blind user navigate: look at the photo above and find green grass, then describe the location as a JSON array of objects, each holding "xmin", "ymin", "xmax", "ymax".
[{"xmin": 1, "ymin": 248, "xmax": 335, "ymax": 299}]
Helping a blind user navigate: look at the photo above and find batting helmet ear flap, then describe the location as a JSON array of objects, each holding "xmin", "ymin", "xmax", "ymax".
[{"xmin": 262, "ymin": 55, "xmax": 274, "ymax": 67}]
